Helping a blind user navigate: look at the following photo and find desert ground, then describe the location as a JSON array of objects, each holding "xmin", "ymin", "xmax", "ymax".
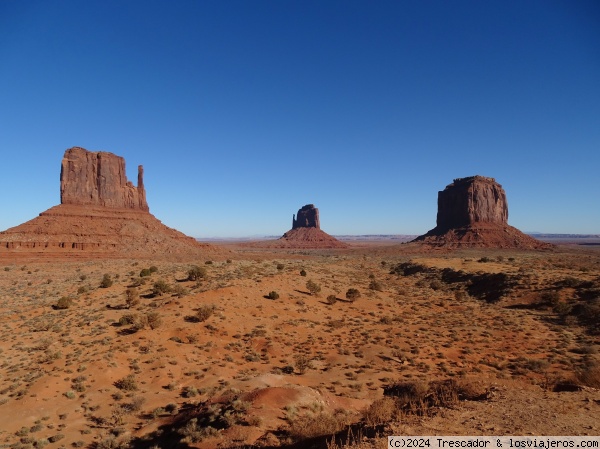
[{"xmin": 1, "ymin": 241, "xmax": 599, "ymax": 449}]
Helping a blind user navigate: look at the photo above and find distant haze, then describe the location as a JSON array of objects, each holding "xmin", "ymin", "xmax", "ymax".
[{"xmin": 0, "ymin": 1, "xmax": 598, "ymax": 236}]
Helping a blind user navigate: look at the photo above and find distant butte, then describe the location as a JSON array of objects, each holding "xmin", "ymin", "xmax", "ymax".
[
  {"xmin": 277, "ymin": 204, "xmax": 348, "ymax": 249},
  {"xmin": 413, "ymin": 176, "xmax": 552, "ymax": 249},
  {"xmin": 0, "ymin": 147, "xmax": 222, "ymax": 258}
]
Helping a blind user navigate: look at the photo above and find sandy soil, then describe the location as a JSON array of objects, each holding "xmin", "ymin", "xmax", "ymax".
[{"xmin": 0, "ymin": 242, "xmax": 598, "ymax": 448}]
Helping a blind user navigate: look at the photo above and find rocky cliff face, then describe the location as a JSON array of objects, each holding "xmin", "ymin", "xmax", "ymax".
[
  {"xmin": 60, "ymin": 147, "xmax": 149, "ymax": 211},
  {"xmin": 0, "ymin": 146, "xmax": 223, "ymax": 258},
  {"xmin": 414, "ymin": 175, "xmax": 551, "ymax": 249},
  {"xmin": 292, "ymin": 204, "xmax": 320, "ymax": 229},
  {"xmin": 436, "ymin": 176, "xmax": 508, "ymax": 231}
]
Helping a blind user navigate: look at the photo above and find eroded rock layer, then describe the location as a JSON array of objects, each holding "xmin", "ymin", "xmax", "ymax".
[
  {"xmin": 414, "ymin": 176, "xmax": 551, "ymax": 249},
  {"xmin": 60, "ymin": 147, "xmax": 148, "ymax": 211},
  {"xmin": 0, "ymin": 147, "xmax": 223, "ymax": 259},
  {"xmin": 292, "ymin": 204, "xmax": 320, "ymax": 229}
]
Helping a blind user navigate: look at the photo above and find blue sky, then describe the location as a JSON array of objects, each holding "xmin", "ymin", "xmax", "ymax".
[{"xmin": 1, "ymin": 1, "xmax": 598, "ymax": 237}]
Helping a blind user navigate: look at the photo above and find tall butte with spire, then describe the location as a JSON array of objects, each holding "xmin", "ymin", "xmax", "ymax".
[
  {"xmin": 0, "ymin": 147, "xmax": 221, "ymax": 258},
  {"xmin": 277, "ymin": 204, "xmax": 348, "ymax": 248},
  {"xmin": 413, "ymin": 176, "xmax": 551, "ymax": 249}
]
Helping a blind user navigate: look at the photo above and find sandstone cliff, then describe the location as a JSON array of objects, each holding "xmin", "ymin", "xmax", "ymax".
[
  {"xmin": 436, "ymin": 176, "xmax": 507, "ymax": 231},
  {"xmin": 60, "ymin": 147, "xmax": 149, "ymax": 211},
  {"xmin": 292, "ymin": 204, "xmax": 320, "ymax": 229},
  {"xmin": 0, "ymin": 147, "xmax": 222, "ymax": 258},
  {"xmin": 414, "ymin": 176, "xmax": 551, "ymax": 249}
]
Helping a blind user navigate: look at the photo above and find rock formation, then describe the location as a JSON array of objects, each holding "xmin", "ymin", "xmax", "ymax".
[
  {"xmin": 435, "ymin": 176, "xmax": 507, "ymax": 231},
  {"xmin": 414, "ymin": 176, "xmax": 551, "ymax": 249},
  {"xmin": 277, "ymin": 204, "xmax": 347, "ymax": 249},
  {"xmin": 292, "ymin": 204, "xmax": 320, "ymax": 229},
  {"xmin": 0, "ymin": 147, "xmax": 222, "ymax": 258},
  {"xmin": 60, "ymin": 147, "xmax": 148, "ymax": 211}
]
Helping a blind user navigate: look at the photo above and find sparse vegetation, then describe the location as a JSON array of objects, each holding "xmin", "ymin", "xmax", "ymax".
[
  {"xmin": 100, "ymin": 273, "xmax": 113, "ymax": 288},
  {"xmin": 346, "ymin": 288, "xmax": 361, "ymax": 301},
  {"xmin": 55, "ymin": 296, "xmax": 73, "ymax": 309},
  {"xmin": 306, "ymin": 280, "xmax": 321, "ymax": 295},
  {"xmin": 125, "ymin": 288, "xmax": 139, "ymax": 308},
  {"xmin": 187, "ymin": 265, "xmax": 207, "ymax": 281}
]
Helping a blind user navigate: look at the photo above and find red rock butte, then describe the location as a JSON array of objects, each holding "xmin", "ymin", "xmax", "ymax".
[
  {"xmin": 413, "ymin": 176, "xmax": 552, "ymax": 249},
  {"xmin": 278, "ymin": 204, "xmax": 348, "ymax": 249},
  {"xmin": 0, "ymin": 147, "xmax": 221, "ymax": 258}
]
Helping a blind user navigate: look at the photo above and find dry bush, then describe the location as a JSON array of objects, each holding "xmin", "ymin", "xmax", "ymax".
[
  {"xmin": 146, "ymin": 312, "xmax": 162, "ymax": 329},
  {"xmin": 125, "ymin": 288, "xmax": 139, "ymax": 308},
  {"xmin": 114, "ymin": 374, "xmax": 138, "ymax": 391},
  {"xmin": 55, "ymin": 297, "xmax": 73, "ymax": 309},
  {"xmin": 306, "ymin": 280, "xmax": 321, "ymax": 296},
  {"xmin": 187, "ymin": 265, "xmax": 207, "ymax": 281},
  {"xmin": 383, "ymin": 379, "xmax": 467, "ymax": 416},
  {"xmin": 196, "ymin": 305, "xmax": 215, "ymax": 322},
  {"xmin": 577, "ymin": 362, "xmax": 600, "ymax": 388},
  {"xmin": 346, "ymin": 288, "xmax": 361, "ymax": 301},
  {"xmin": 152, "ymin": 279, "xmax": 171, "ymax": 296},
  {"xmin": 363, "ymin": 397, "xmax": 396, "ymax": 427},
  {"xmin": 294, "ymin": 354, "xmax": 312, "ymax": 374},
  {"xmin": 368, "ymin": 280, "xmax": 384, "ymax": 291},
  {"xmin": 100, "ymin": 274, "xmax": 113, "ymax": 288},
  {"xmin": 288, "ymin": 410, "xmax": 349, "ymax": 440},
  {"xmin": 326, "ymin": 295, "xmax": 337, "ymax": 305}
]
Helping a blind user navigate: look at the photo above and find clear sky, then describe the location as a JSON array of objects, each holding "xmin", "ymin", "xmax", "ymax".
[{"xmin": 1, "ymin": 1, "xmax": 598, "ymax": 237}]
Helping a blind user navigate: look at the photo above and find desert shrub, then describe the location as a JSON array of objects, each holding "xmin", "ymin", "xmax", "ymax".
[
  {"xmin": 152, "ymin": 279, "xmax": 171, "ymax": 296},
  {"xmin": 55, "ymin": 297, "xmax": 73, "ymax": 310},
  {"xmin": 125, "ymin": 288, "xmax": 139, "ymax": 308},
  {"xmin": 306, "ymin": 280, "xmax": 321, "ymax": 296},
  {"xmin": 346, "ymin": 288, "xmax": 361, "ymax": 301},
  {"xmin": 139, "ymin": 268, "xmax": 152, "ymax": 277},
  {"xmin": 294, "ymin": 354, "xmax": 312, "ymax": 374},
  {"xmin": 119, "ymin": 313, "xmax": 137, "ymax": 326},
  {"xmin": 478, "ymin": 256, "xmax": 493, "ymax": 263},
  {"xmin": 383, "ymin": 379, "xmax": 463, "ymax": 416},
  {"xmin": 205, "ymin": 260, "xmax": 213, "ymax": 265},
  {"xmin": 369, "ymin": 280, "xmax": 384, "ymax": 291},
  {"xmin": 100, "ymin": 274, "xmax": 113, "ymax": 288},
  {"xmin": 146, "ymin": 312, "xmax": 162, "ymax": 329},
  {"xmin": 287, "ymin": 410, "xmax": 349, "ymax": 440},
  {"xmin": 149, "ymin": 265, "xmax": 158, "ymax": 273},
  {"xmin": 390, "ymin": 262, "xmax": 429, "ymax": 276},
  {"xmin": 276, "ymin": 263, "xmax": 285, "ymax": 271},
  {"xmin": 300, "ymin": 269, "xmax": 307, "ymax": 276},
  {"xmin": 181, "ymin": 386, "xmax": 199, "ymax": 398},
  {"xmin": 577, "ymin": 362, "xmax": 600, "ymax": 388},
  {"xmin": 267, "ymin": 291, "xmax": 280, "ymax": 300},
  {"xmin": 187, "ymin": 265, "xmax": 207, "ymax": 281},
  {"xmin": 326, "ymin": 295, "xmax": 337, "ymax": 305},
  {"xmin": 172, "ymin": 284, "xmax": 188, "ymax": 298},
  {"xmin": 114, "ymin": 374, "xmax": 138, "ymax": 391},
  {"xmin": 196, "ymin": 305, "xmax": 216, "ymax": 322},
  {"xmin": 560, "ymin": 276, "xmax": 584, "ymax": 288},
  {"xmin": 364, "ymin": 397, "xmax": 396, "ymax": 426}
]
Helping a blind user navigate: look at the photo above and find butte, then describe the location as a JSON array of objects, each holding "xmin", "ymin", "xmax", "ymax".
[
  {"xmin": 0, "ymin": 147, "xmax": 221, "ymax": 259},
  {"xmin": 276, "ymin": 204, "xmax": 348, "ymax": 249},
  {"xmin": 413, "ymin": 176, "xmax": 552, "ymax": 249}
]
